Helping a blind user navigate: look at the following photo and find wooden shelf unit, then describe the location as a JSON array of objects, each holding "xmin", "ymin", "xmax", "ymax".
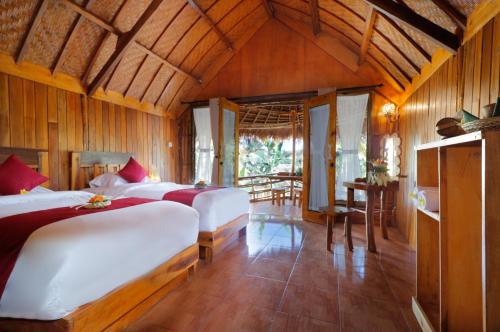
[{"xmin": 413, "ymin": 130, "xmax": 500, "ymax": 332}]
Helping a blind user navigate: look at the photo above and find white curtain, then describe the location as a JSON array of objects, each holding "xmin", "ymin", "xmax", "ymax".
[
  {"xmin": 309, "ymin": 104, "xmax": 330, "ymax": 211},
  {"xmin": 193, "ymin": 107, "xmax": 212, "ymax": 183},
  {"xmin": 336, "ymin": 94, "xmax": 369, "ymax": 201},
  {"xmin": 209, "ymin": 99, "xmax": 219, "ymax": 184}
]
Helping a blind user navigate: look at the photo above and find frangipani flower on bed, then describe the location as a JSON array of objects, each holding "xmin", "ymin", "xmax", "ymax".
[{"xmin": 19, "ymin": 189, "xmax": 29, "ymax": 195}]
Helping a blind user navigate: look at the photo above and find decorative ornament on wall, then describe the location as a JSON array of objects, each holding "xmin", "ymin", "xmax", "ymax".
[{"xmin": 380, "ymin": 133, "xmax": 401, "ymax": 177}]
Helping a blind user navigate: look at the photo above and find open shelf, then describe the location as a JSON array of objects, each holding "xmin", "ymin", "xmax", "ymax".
[{"xmin": 417, "ymin": 207, "xmax": 439, "ymax": 222}]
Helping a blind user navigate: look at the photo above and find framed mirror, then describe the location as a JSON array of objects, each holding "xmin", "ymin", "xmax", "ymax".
[{"xmin": 380, "ymin": 133, "xmax": 401, "ymax": 177}]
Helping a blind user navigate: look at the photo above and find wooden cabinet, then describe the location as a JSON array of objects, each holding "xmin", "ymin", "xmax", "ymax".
[{"xmin": 413, "ymin": 131, "xmax": 500, "ymax": 332}]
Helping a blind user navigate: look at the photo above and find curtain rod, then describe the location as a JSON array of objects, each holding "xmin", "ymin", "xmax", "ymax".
[{"xmin": 181, "ymin": 84, "xmax": 383, "ymax": 107}]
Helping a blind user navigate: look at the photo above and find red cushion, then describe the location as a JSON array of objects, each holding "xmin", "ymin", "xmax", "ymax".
[
  {"xmin": 0, "ymin": 155, "xmax": 48, "ymax": 195},
  {"xmin": 118, "ymin": 157, "xmax": 147, "ymax": 183}
]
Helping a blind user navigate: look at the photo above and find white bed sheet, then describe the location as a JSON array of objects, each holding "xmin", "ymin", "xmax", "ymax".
[
  {"xmin": 85, "ymin": 183, "xmax": 250, "ymax": 232},
  {"xmin": 0, "ymin": 191, "xmax": 199, "ymax": 320}
]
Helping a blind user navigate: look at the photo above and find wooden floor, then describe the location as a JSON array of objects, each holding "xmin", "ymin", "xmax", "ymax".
[{"xmin": 127, "ymin": 201, "xmax": 418, "ymax": 331}]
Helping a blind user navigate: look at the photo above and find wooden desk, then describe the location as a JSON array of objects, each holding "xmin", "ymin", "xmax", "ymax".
[{"xmin": 343, "ymin": 181, "xmax": 399, "ymax": 252}]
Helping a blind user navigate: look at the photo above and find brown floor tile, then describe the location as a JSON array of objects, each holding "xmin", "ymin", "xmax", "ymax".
[
  {"xmin": 288, "ymin": 262, "xmax": 338, "ymax": 292},
  {"xmin": 280, "ymin": 284, "xmax": 340, "ymax": 324},
  {"xmin": 270, "ymin": 312, "xmax": 340, "ymax": 332},
  {"xmin": 296, "ymin": 248, "xmax": 335, "ymax": 269},
  {"xmin": 247, "ymin": 257, "xmax": 294, "ymax": 281},
  {"xmin": 229, "ymin": 275, "xmax": 287, "ymax": 310},
  {"xmin": 257, "ymin": 245, "xmax": 300, "ymax": 263},
  {"xmin": 201, "ymin": 301, "xmax": 275, "ymax": 332},
  {"xmin": 339, "ymin": 265, "xmax": 396, "ymax": 303},
  {"xmin": 340, "ymin": 290, "xmax": 408, "ymax": 332}
]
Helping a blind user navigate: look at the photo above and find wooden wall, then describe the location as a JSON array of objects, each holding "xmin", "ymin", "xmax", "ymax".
[
  {"xmin": 397, "ymin": 14, "xmax": 500, "ymax": 246},
  {"xmin": 195, "ymin": 19, "xmax": 399, "ymax": 103},
  {"xmin": 0, "ymin": 73, "xmax": 177, "ymax": 190}
]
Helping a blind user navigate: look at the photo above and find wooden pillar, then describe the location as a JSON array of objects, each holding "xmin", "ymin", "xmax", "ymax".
[{"xmin": 291, "ymin": 110, "xmax": 297, "ymax": 175}]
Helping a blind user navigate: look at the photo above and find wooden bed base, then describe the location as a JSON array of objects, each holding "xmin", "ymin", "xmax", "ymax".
[
  {"xmin": 198, "ymin": 213, "xmax": 249, "ymax": 262},
  {"xmin": 0, "ymin": 244, "xmax": 199, "ymax": 332}
]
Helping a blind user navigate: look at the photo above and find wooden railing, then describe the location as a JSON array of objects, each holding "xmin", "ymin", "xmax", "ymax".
[{"xmin": 238, "ymin": 174, "xmax": 302, "ymax": 202}]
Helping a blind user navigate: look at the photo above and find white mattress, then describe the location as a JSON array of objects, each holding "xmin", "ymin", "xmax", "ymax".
[
  {"xmin": 85, "ymin": 183, "xmax": 250, "ymax": 232},
  {"xmin": 0, "ymin": 191, "xmax": 199, "ymax": 320}
]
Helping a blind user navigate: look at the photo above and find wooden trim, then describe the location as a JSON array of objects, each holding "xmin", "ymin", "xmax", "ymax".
[
  {"xmin": 198, "ymin": 213, "xmax": 249, "ymax": 262},
  {"xmin": 364, "ymin": 0, "xmax": 460, "ymax": 53},
  {"xmin": 16, "ymin": 0, "xmax": 50, "ymax": 64},
  {"xmin": 261, "ymin": 0, "xmax": 274, "ymax": 17},
  {"xmin": 187, "ymin": 0, "xmax": 233, "ymax": 51},
  {"xmin": 309, "ymin": 0, "xmax": 321, "ymax": 35},
  {"xmin": 359, "ymin": 8, "xmax": 377, "ymax": 64},
  {"xmin": 0, "ymin": 244, "xmax": 199, "ymax": 332},
  {"xmin": 463, "ymin": 0, "xmax": 500, "ymax": 43},
  {"xmin": 429, "ymin": 0, "xmax": 466, "ymax": 30},
  {"xmin": 87, "ymin": 0, "xmax": 164, "ymax": 96}
]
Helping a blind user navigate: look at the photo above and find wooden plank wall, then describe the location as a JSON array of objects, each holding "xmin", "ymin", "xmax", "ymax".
[
  {"xmin": 397, "ymin": 14, "xmax": 500, "ymax": 247},
  {"xmin": 0, "ymin": 73, "xmax": 177, "ymax": 190}
]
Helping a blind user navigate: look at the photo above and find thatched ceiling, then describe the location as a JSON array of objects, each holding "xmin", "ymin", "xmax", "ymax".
[{"xmin": 0, "ymin": 0, "xmax": 483, "ymax": 115}]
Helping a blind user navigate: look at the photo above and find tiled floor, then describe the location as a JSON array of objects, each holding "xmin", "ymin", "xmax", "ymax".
[{"xmin": 127, "ymin": 204, "xmax": 419, "ymax": 332}]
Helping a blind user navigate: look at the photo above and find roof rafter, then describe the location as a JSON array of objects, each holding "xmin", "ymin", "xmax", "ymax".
[
  {"xmin": 262, "ymin": 0, "xmax": 275, "ymax": 17},
  {"xmin": 59, "ymin": 0, "xmax": 117, "ymax": 33},
  {"xmin": 87, "ymin": 0, "xmax": 164, "ymax": 96},
  {"xmin": 16, "ymin": 0, "xmax": 50, "ymax": 63},
  {"xmin": 364, "ymin": 0, "xmax": 460, "ymax": 53},
  {"xmin": 378, "ymin": 12, "xmax": 432, "ymax": 63},
  {"xmin": 53, "ymin": 0, "xmax": 98, "ymax": 75},
  {"xmin": 187, "ymin": 0, "xmax": 233, "ymax": 51},
  {"xmin": 309, "ymin": 0, "xmax": 321, "ymax": 35},
  {"xmin": 359, "ymin": 7, "xmax": 377, "ymax": 64},
  {"xmin": 429, "ymin": 0, "xmax": 466, "ymax": 30}
]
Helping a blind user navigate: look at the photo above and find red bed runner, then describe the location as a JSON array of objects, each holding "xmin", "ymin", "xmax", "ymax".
[
  {"xmin": 0, "ymin": 197, "xmax": 156, "ymax": 299},
  {"xmin": 163, "ymin": 186, "xmax": 223, "ymax": 207}
]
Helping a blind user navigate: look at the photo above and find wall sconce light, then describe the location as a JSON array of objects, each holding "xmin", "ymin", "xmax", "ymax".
[{"xmin": 382, "ymin": 103, "xmax": 397, "ymax": 121}]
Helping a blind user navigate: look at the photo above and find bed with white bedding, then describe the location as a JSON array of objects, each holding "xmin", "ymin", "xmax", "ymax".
[
  {"xmin": 0, "ymin": 190, "xmax": 199, "ymax": 329},
  {"xmin": 85, "ymin": 182, "xmax": 249, "ymax": 232}
]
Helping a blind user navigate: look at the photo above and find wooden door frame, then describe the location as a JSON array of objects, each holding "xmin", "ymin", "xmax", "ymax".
[
  {"xmin": 217, "ymin": 97, "xmax": 240, "ymax": 187},
  {"xmin": 302, "ymin": 92, "xmax": 337, "ymax": 223}
]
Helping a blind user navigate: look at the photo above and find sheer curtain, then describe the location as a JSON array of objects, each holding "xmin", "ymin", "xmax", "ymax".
[
  {"xmin": 309, "ymin": 104, "xmax": 330, "ymax": 211},
  {"xmin": 193, "ymin": 107, "xmax": 212, "ymax": 183},
  {"xmin": 209, "ymin": 99, "xmax": 219, "ymax": 184},
  {"xmin": 336, "ymin": 94, "xmax": 369, "ymax": 201},
  {"xmin": 222, "ymin": 109, "xmax": 236, "ymax": 186}
]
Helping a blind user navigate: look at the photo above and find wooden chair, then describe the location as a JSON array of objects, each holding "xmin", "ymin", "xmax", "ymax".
[
  {"xmin": 292, "ymin": 188, "xmax": 303, "ymax": 207},
  {"xmin": 320, "ymin": 206, "xmax": 355, "ymax": 251},
  {"xmin": 271, "ymin": 187, "xmax": 286, "ymax": 206}
]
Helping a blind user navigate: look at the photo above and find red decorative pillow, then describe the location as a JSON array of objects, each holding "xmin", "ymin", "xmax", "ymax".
[
  {"xmin": 0, "ymin": 155, "xmax": 48, "ymax": 195},
  {"xmin": 118, "ymin": 157, "xmax": 147, "ymax": 183}
]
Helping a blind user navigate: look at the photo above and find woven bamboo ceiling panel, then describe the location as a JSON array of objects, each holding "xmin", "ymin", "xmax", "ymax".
[{"xmin": 0, "ymin": 0, "xmax": 482, "ymax": 113}]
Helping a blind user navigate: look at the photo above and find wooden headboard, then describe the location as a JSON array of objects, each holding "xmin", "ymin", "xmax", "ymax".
[
  {"xmin": 71, "ymin": 151, "xmax": 134, "ymax": 190},
  {"xmin": 0, "ymin": 147, "xmax": 50, "ymax": 188}
]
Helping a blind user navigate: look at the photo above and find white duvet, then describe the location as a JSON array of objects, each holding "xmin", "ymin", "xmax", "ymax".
[
  {"xmin": 85, "ymin": 182, "xmax": 250, "ymax": 232},
  {"xmin": 0, "ymin": 191, "xmax": 199, "ymax": 320}
]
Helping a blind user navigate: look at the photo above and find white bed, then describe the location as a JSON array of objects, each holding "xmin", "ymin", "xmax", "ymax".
[
  {"xmin": 85, "ymin": 182, "xmax": 250, "ymax": 232},
  {"xmin": 0, "ymin": 191, "xmax": 199, "ymax": 321}
]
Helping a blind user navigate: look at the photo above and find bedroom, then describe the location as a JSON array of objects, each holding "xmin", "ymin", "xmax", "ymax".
[{"xmin": 0, "ymin": 0, "xmax": 499, "ymax": 331}]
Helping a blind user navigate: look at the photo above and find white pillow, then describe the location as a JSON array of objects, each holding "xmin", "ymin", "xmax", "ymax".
[
  {"xmin": 30, "ymin": 186, "xmax": 54, "ymax": 193},
  {"xmin": 89, "ymin": 173, "xmax": 128, "ymax": 188}
]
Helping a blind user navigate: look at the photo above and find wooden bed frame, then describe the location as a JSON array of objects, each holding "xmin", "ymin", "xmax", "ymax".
[
  {"xmin": 0, "ymin": 147, "xmax": 49, "ymax": 188},
  {"xmin": 0, "ymin": 244, "xmax": 199, "ymax": 332},
  {"xmin": 70, "ymin": 151, "xmax": 249, "ymax": 262}
]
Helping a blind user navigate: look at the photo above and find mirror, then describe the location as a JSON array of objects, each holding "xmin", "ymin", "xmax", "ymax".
[{"xmin": 380, "ymin": 133, "xmax": 401, "ymax": 177}]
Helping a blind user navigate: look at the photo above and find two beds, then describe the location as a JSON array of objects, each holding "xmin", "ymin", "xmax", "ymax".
[
  {"xmin": 0, "ymin": 148, "xmax": 199, "ymax": 331},
  {"xmin": 71, "ymin": 151, "xmax": 250, "ymax": 261}
]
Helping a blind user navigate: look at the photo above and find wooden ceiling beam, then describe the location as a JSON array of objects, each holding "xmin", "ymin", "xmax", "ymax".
[
  {"xmin": 364, "ymin": 0, "xmax": 460, "ymax": 53},
  {"xmin": 262, "ymin": 0, "xmax": 275, "ymax": 17},
  {"xmin": 429, "ymin": 0, "xmax": 466, "ymax": 30},
  {"xmin": 378, "ymin": 12, "xmax": 432, "ymax": 62},
  {"xmin": 187, "ymin": 0, "xmax": 233, "ymax": 51},
  {"xmin": 359, "ymin": 8, "xmax": 377, "ymax": 64},
  {"xmin": 16, "ymin": 0, "xmax": 50, "ymax": 63},
  {"xmin": 309, "ymin": 0, "xmax": 321, "ymax": 35},
  {"xmin": 53, "ymin": 0, "xmax": 97, "ymax": 75},
  {"xmin": 87, "ymin": 0, "xmax": 164, "ymax": 96},
  {"xmin": 59, "ymin": 0, "xmax": 117, "ymax": 33}
]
